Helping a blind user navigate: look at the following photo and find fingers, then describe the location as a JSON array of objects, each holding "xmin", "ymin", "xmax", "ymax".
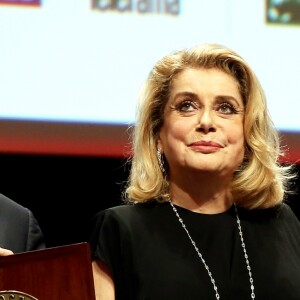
[{"xmin": 0, "ymin": 247, "xmax": 14, "ymax": 256}]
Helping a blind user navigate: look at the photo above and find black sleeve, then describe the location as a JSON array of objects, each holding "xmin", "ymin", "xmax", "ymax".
[
  {"xmin": 26, "ymin": 209, "xmax": 46, "ymax": 251},
  {"xmin": 89, "ymin": 209, "xmax": 123, "ymax": 274},
  {"xmin": 89, "ymin": 207, "xmax": 137, "ymax": 300}
]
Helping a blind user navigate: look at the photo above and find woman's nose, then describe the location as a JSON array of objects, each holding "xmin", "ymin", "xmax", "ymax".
[{"xmin": 196, "ymin": 109, "xmax": 217, "ymax": 133}]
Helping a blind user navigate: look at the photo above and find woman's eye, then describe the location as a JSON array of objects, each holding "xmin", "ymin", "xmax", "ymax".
[
  {"xmin": 176, "ymin": 100, "xmax": 198, "ymax": 112},
  {"xmin": 217, "ymin": 103, "xmax": 238, "ymax": 114}
]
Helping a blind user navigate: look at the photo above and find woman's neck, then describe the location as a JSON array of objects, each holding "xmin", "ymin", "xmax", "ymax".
[{"xmin": 168, "ymin": 173, "xmax": 233, "ymax": 214}]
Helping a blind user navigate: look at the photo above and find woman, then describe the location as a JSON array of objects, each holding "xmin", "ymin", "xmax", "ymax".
[{"xmin": 89, "ymin": 43, "xmax": 300, "ymax": 299}]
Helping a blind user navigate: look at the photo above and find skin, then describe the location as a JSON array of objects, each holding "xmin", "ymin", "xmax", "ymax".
[
  {"xmin": 158, "ymin": 67, "xmax": 245, "ymax": 214},
  {"xmin": 92, "ymin": 260, "xmax": 115, "ymax": 300},
  {"xmin": 92, "ymin": 67, "xmax": 246, "ymax": 299},
  {"xmin": 0, "ymin": 247, "xmax": 13, "ymax": 256}
]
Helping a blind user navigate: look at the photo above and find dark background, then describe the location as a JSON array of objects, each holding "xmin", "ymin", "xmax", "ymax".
[
  {"xmin": 0, "ymin": 153, "xmax": 299, "ymax": 248},
  {"xmin": 0, "ymin": 153, "xmax": 130, "ymax": 248}
]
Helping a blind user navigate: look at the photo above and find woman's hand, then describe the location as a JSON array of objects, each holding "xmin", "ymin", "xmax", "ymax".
[{"xmin": 0, "ymin": 247, "xmax": 13, "ymax": 256}]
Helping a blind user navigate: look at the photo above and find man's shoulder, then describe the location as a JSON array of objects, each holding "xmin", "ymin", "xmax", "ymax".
[{"xmin": 0, "ymin": 193, "xmax": 28, "ymax": 215}]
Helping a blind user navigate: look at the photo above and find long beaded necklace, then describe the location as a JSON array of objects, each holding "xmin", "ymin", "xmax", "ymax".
[{"xmin": 168, "ymin": 199, "xmax": 255, "ymax": 300}]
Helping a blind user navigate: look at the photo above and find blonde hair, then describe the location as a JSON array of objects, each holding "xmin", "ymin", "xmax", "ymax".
[{"xmin": 125, "ymin": 43, "xmax": 295, "ymax": 209}]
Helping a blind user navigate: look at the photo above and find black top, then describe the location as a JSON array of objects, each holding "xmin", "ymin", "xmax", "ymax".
[{"xmin": 89, "ymin": 201, "xmax": 300, "ymax": 300}]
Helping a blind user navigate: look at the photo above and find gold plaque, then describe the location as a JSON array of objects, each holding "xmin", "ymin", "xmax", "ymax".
[{"xmin": 0, "ymin": 290, "xmax": 38, "ymax": 300}]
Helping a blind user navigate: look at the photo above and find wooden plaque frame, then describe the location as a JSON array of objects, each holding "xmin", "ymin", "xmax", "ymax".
[{"xmin": 0, "ymin": 242, "xmax": 95, "ymax": 299}]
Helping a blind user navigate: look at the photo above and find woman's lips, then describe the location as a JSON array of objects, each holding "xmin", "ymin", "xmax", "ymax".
[{"xmin": 189, "ymin": 141, "xmax": 223, "ymax": 153}]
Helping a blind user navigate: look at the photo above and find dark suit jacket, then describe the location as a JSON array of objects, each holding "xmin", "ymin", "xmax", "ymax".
[{"xmin": 0, "ymin": 193, "xmax": 45, "ymax": 253}]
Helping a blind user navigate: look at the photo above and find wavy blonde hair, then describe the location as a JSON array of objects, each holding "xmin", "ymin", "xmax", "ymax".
[{"xmin": 125, "ymin": 43, "xmax": 295, "ymax": 209}]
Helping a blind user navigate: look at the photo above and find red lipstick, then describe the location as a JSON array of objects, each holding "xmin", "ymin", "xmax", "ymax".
[{"xmin": 189, "ymin": 141, "xmax": 223, "ymax": 154}]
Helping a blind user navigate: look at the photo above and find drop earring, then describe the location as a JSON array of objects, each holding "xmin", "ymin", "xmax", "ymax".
[{"xmin": 157, "ymin": 149, "xmax": 165, "ymax": 174}]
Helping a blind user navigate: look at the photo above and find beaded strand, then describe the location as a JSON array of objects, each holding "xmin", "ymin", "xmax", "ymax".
[{"xmin": 169, "ymin": 199, "xmax": 255, "ymax": 299}]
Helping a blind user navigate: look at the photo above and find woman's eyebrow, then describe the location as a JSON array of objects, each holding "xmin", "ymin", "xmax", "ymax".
[
  {"xmin": 172, "ymin": 91, "xmax": 198, "ymax": 100},
  {"xmin": 215, "ymin": 95, "xmax": 243, "ymax": 106}
]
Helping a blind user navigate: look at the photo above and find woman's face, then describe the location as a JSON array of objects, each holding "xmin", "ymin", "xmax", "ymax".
[{"xmin": 158, "ymin": 67, "xmax": 245, "ymax": 179}]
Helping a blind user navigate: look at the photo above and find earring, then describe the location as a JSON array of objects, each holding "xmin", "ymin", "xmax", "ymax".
[{"xmin": 157, "ymin": 149, "xmax": 165, "ymax": 174}]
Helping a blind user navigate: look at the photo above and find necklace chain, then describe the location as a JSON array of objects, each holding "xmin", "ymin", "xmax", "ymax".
[{"xmin": 168, "ymin": 199, "xmax": 255, "ymax": 300}]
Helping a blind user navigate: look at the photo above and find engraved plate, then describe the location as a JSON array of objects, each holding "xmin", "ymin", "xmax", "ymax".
[{"xmin": 0, "ymin": 290, "xmax": 38, "ymax": 300}]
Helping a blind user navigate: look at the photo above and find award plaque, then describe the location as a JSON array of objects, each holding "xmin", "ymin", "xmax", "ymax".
[
  {"xmin": 0, "ymin": 243, "xmax": 95, "ymax": 300},
  {"xmin": 0, "ymin": 290, "xmax": 37, "ymax": 299}
]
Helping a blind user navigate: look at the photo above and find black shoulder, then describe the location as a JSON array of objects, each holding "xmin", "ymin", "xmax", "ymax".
[
  {"xmin": 237, "ymin": 202, "xmax": 299, "ymax": 225},
  {"xmin": 0, "ymin": 193, "xmax": 28, "ymax": 215}
]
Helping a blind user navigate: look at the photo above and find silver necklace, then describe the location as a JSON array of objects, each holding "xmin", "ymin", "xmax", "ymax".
[{"xmin": 168, "ymin": 199, "xmax": 255, "ymax": 300}]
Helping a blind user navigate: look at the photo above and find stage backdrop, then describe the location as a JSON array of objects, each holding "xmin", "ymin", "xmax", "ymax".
[{"xmin": 0, "ymin": 0, "xmax": 299, "ymax": 162}]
